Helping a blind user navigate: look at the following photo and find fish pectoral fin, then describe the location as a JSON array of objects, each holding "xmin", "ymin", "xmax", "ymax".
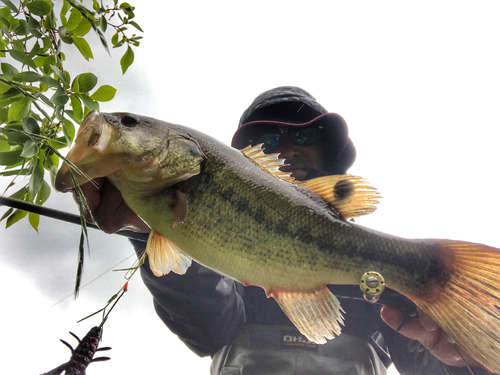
[
  {"xmin": 299, "ymin": 175, "xmax": 381, "ymax": 219},
  {"xmin": 172, "ymin": 188, "xmax": 188, "ymax": 227},
  {"xmin": 240, "ymin": 144, "xmax": 295, "ymax": 183},
  {"xmin": 272, "ymin": 287, "xmax": 345, "ymax": 344},
  {"xmin": 146, "ymin": 229, "xmax": 192, "ymax": 277}
]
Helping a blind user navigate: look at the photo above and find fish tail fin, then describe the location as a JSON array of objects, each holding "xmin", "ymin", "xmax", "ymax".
[{"xmin": 417, "ymin": 241, "xmax": 500, "ymax": 373}]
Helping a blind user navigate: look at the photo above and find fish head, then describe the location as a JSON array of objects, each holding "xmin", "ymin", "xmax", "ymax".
[{"xmin": 55, "ymin": 111, "xmax": 205, "ymax": 196}]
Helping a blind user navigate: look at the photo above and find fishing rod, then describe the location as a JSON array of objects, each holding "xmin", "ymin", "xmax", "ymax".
[{"xmin": 0, "ymin": 195, "xmax": 148, "ymax": 242}]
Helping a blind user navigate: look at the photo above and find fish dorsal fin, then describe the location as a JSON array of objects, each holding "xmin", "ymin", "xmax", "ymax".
[
  {"xmin": 272, "ymin": 287, "xmax": 345, "ymax": 344},
  {"xmin": 146, "ymin": 229, "xmax": 192, "ymax": 277},
  {"xmin": 241, "ymin": 144, "xmax": 295, "ymax": 183},
  {"xmin": 299, "ymin": 175, "xmax": 381, "ymax": 219}
]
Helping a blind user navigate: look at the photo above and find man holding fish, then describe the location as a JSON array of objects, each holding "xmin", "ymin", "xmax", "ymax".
[{"xmin": 69, "ymin": 87, "xmax": 493, "ymax": 374}]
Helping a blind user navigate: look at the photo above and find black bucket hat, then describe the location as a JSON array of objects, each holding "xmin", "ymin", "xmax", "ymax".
[{"xmin": 231, "ymin": 86, "xmax": 356, "ymax": 174}]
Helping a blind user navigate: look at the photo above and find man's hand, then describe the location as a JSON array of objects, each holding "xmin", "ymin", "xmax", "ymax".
[
  {"xmin": 380, "ymin": 306, "xmax": 485, "ymax": 370},
  {"xmin": 76, "ymin": 177, "xmax": 151, "ymax": 234}
]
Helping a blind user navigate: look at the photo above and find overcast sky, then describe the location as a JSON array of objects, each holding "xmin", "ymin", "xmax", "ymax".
[{"xmin": 1, "ymin": 1, "xmax": 500, "ymax": 374}]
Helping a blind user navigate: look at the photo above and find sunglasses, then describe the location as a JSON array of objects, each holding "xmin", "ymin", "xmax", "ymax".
[{"xmin": 249, "ymin": 125, "xmax": 323, "ymax": 153}]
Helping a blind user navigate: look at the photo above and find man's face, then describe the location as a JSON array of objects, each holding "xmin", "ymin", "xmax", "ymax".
[{"xmin": 249, "ymin": 125, "xmax": 329, "ymax": 181}]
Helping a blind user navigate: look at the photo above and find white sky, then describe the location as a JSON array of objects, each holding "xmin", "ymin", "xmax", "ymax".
[{"xmin": 1, "ymin": 1, "xmax": 500, "ymax": 374}]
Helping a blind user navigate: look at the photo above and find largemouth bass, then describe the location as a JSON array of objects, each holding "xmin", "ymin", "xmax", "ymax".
[{"xmin": 55, "ymin": 111, "xmax": 500, "ymax": 373}]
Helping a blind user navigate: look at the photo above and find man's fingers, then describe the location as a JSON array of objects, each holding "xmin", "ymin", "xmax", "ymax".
[{"xmin": 417, "ymin": 307, "xmax": 439, "ymax": 331}]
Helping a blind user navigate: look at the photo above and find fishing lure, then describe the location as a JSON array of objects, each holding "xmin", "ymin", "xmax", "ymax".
[{"xmin": 41, "ymin": 325, "xmax": 111, "ymax": 375}]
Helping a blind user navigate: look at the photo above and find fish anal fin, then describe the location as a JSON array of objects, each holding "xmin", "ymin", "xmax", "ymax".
[
  {"xmin": 241, "ymin": 144, "xmax": 295, "ymax": 183},
  {"xmin": 272, "ymin": 287, "xmax": 345, "ymax": 344},
  {"xmin": 299, "ymin": 175, "xmax": 381, "ymax": 219},
  {"xmin": 146, "ymin": 229, "xmax": 192, "ymax": 277}
]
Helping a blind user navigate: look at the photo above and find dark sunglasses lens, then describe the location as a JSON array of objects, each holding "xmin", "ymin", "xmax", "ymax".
[
  {"xmin": 290, "ymin": 127, "xmax": 322, "ymax": 145},
  {"xmin": 255, "ymin": 133, "xmax": 281, "ymax": 153}
]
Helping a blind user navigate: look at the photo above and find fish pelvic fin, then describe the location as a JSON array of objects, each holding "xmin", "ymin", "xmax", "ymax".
[
  {"xmin": 146, "ymin": 230, "xmax": 192, "ymax": 277},
  {"xmin": 272, "ymin": 287, "xmax": 345, "ymax": 344},
  {"xmin": 417, "ymin": 241, "xmax": 500, "ymax": 373},
  {"xmin": 240, "ymin": 144, "xmax": 295, "ymax": 183},
  {"xmin": 299, "ymin": 175, "xmax": 381, "ymax": 219}
]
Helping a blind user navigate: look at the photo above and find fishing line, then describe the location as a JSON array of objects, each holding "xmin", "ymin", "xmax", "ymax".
[{"xmin": 52, "ymin": 253, "xmax": 137, "ymax": 307}]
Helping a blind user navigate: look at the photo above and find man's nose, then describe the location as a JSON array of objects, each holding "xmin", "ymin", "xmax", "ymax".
[{"xmin": 275, "ymin": 135, "xmax": 302, "ymax": 159}]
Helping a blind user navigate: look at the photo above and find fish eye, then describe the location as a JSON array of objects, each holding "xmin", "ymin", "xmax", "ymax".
[{"xmin": 121, "ymin": 114, "xmax": 139, "ymax": 127}]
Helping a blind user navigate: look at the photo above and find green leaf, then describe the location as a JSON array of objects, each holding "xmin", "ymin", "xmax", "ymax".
[
  {"xmin": 48, "ymin": 164, "xmax": 57, "ymax": 188},
  {"xmin": 90, "ymin": 84, "xmax": 116, "ymax": 102},
  {"xmin": 66, "ymin": 7, "xmax": 82, "ymax": 30},
  {"xmin": 27, "ymin": 16, "xmax": 42, "ymax": 38},
  {"xmin": 20, "ymin": 138, "xmax": 38, "ymax": 158},
  {"xmin": 79, "ymin": 93, "xmax": 99, "ymax": 111},
  {"xmin": 14, "ymin": 19, "xmax": 29, "ymax": 35},
  {"xmin": 0, "ymin": 7, "xmax": 13, "ymax": 29},
  {"xmin": 62, "ymin": 119, "xmax": 75, "ymax": 144},
  {"xmin": 0, "ymin": 39, "xmax": 5, "ymax": 58},
  {"xmin": 72, "ymin": 72, "xmax": 97, "ymax": 93},
  {"xmin": 50, "ymin": 86, "xmax": 69, "ymax": 106},
  {"xmin": 120, "ymin": 46, "xmax": 134, "ymax": 74},
  {"xmin": 0, "ymin": 168, "xmax": 29, "ymax": 176},
  {"xmin": 29, "ymin": 157, "xmax": 44, "ymax": 198},
  {"xmin": 60, "ymin": 0, "xmax": 71, "ymax": 18},
  {"xmin": 1, "ymin": 62, "xmax": 19, "ymax": 77},
  {"xmin": 99, "ymin": 15, "xmax": 107, "ymax": 32},
  {"xmin": 37, "ymin": 92, "xmax": 54, "ymax": 108},
  {"xmin": 1, "ymin": 126, "xmax": 29, "ymax": 145},
  {"xmin": 14, "ymin": 71, "xmax": 40, "ymax": 82},
  {"xmin": 9, "ymin": 50, "xmax": 37, "ymax": 70},
  {"xmin": 72, "ymin": 16, "xmax": 92, "ymax": 37},
  {"xmin": 0, "ymin": 149, "xmax": 23, "ymax": 165},
  {"xmin": 22, "ymin": 117, "xmax": 40, "ymax": 134},
  {"xmin": 1, "ymin": 0, "xmax": 18, "ymax": 13},
  {"xmin": 50, "ymin": 65, "xmax": 67, "ymax": 84},
  {"xmin": 41, "ymin": 36, "xmax": 51, "ymax": 53},
  {"xmin": 36, "ymin": 179, "xmax": 51, "ymax": 205},
  {"xmin": 8, "ymin": 97, "xmax": 31, "ymax": 122},
  {"xmin": 58, "ymin": 25, "xmax": 73, "ymax": 44},
  {"xmin": 0, "ymin": 80, "xmax": 11, "ymax": 94},
  {"xmin": 111, "ymin": 33, "xmax": 119, "ymax": 46},
  {"xmin": 129, "ymin": 20, "xmax": 143, "ymax": 32},
  {"xmin": 0, "ymin": 208, "xmax": 13, "ymax": 222},
  {"xmin": 5, "ymin": 209, "xmax": 28, "ymax": 228},
  {"xmin": 0, "ymin": 88, "xmax": 22, "ymax": 100},
  {"xmin": 26, "ymin": 0, "xmax": 54, "ymax": 16},
  {"xmin": 42, "ymin": 55, "xmax": 55, "ymax": 75},
  {"xmin": 9, "ymin": 185, "xmax": 28, "ymax": 200},
  {"xmin": 28, "ymin": 212, "xmax": 40, "ymax": 232},
  {"xmin": 69, "ymin": 94, "xmax": 83, "ymax": 122},
  {"xmin": 38, "ymin": 76, "xmax": 60, "ymax": 87},
  {"xmin": 73, "ymin": 36, "xmax": 93, "ymax": 60},
  {"xmin": 0, "ymin": 107, "xmax": 8, "ymax": 124},
  {"xmin": 27, "ymin": 44, "xmax": 39, "ymax": 61}
]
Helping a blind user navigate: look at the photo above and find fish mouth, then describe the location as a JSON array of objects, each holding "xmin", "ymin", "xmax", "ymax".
[{"xmin": 55, "ymin": 111, "xmax": 119, "ymax": 192}]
